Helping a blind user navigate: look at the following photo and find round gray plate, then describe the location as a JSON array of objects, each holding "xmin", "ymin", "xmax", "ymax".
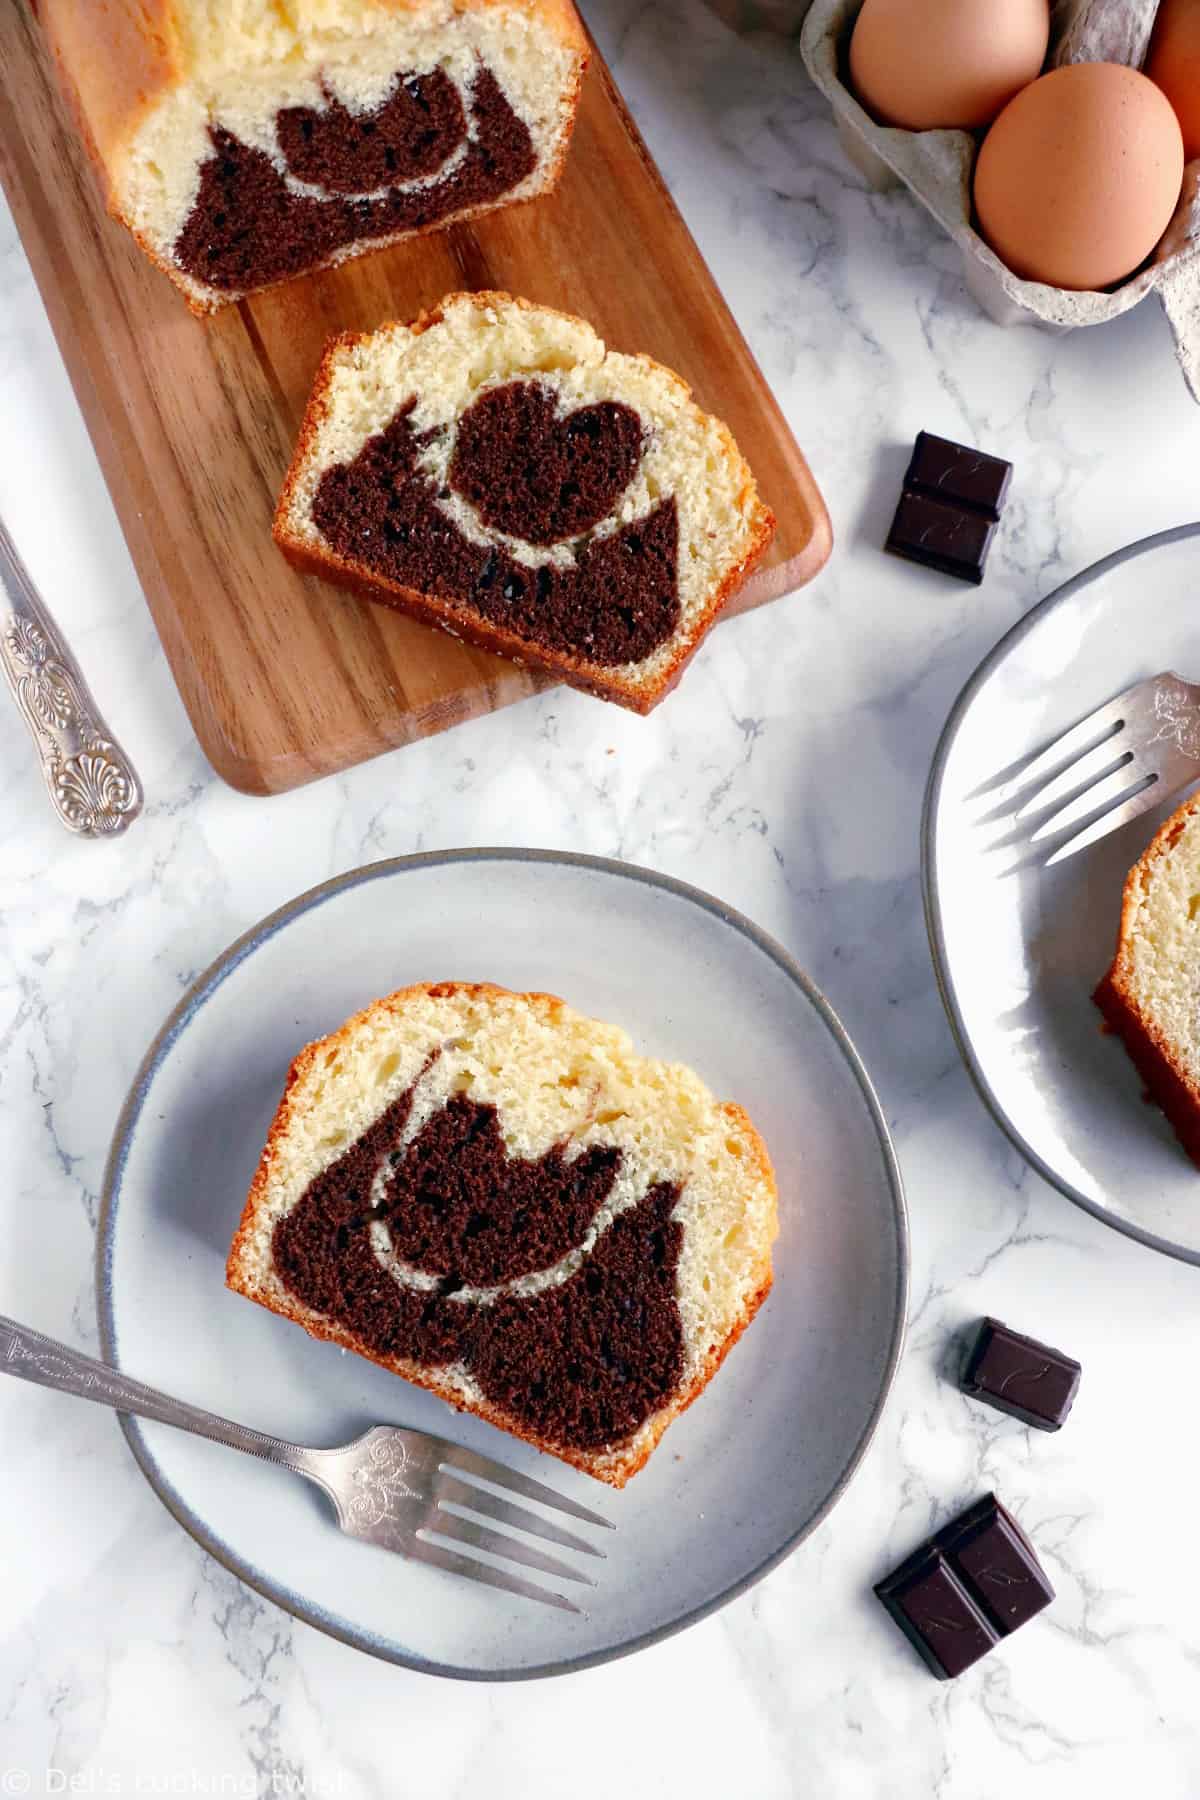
[
  {"xmin": 98, "ymin": 850, "xmax": 908, "ymax": 1678},
  {"xmin": 924, "ymin": 525, "xmax": 1200, "ymax": 1264}
]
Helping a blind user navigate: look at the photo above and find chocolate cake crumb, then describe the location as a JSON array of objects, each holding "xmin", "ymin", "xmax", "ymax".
[
  {"xmin": 175, "ymin": 67, "xmax": 535, "ymax": 292},
  {"xmin": 277, "ymin": 70, "xmax": 467, "ymax": 193},
  {"xmin": 471, "ymin": 1182, "xmax": 685, "ymax": 1448},
  {"xmin": 449, "ymin": 381, "xmax": 645, "ymax": 545},
  {"xmin": 294, "ymin": 1088, "xmax": 622, "ymax": 1285},
  {"xmin": 311, "ymin": 390, "xmax": 680, "ymax": 665},
  {"xmin": 272, "ymin": 1088, "xmax": 686, "ymax": 1449}
]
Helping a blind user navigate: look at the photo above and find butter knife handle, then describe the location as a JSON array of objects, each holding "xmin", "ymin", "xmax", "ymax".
[{"xmin": 0, "ymin": 513, "xmax": 142, "ymax": 837}]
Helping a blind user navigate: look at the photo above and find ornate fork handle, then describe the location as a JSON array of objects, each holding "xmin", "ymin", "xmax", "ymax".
[
  {"xmin": 0, "ymin": 514, "xmax": 142, "ymax": 836},
  {"xmin": 0, "ymin": 1315, "xmax": 320, "ymax": 1481}
]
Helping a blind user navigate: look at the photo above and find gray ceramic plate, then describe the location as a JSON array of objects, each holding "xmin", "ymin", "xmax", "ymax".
[
  {"xmin": 98, "ymin": 850, "xmax": 908, "ymax": 1678},
  {"xmin": 923, "ymin": 525, "xmax": 1200, "ymax": 1264}
]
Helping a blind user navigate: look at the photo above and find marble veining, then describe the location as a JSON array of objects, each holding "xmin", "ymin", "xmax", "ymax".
[{"xmin": 2, "ymin": 0, "xmax": 1200, "ymax": 1793}]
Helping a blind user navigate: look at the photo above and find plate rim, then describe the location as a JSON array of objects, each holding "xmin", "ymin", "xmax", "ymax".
[
  {"xmin": 922, "ymin": 523, "xmax": 1200, "ymax": 1268},
  {"xmin": 96, "ymin": 846, "xmax": 910, "ymax": 1680}
]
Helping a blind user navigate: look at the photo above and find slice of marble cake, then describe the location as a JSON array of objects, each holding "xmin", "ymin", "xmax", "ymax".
[
  {"xmin": 274, "ymin": 291, "xmax": 775, "ymax": 710},
  {"xmin": 227, "ymin": 981, "xmax": 778, "ymax": 1485}
]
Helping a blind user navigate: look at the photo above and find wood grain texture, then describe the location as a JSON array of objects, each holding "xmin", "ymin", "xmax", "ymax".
[{"xmin": 0, "ymin": 6, "xmax": 832, "ymax": 794}]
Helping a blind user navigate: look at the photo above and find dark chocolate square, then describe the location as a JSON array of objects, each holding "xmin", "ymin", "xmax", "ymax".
[
  {"xmin": 885, "ymin": 491, "xmax": 995, "ymax": 585},
  {"xmin": 961, "ymin": 1317, "xmax": 1081, "ymax": 1431},
  {"xmin": 875, "ymin": 1547, "xmax": 1000, "ymax": 1679},
  {"xmin": 937, "ymin": 1495, "xmax": 1054, "ymax": 1636},
  {"xmin": 876, "ymin": 1493, "xmax": 1055, "ymax": 1679},
  {"xmin": 904, "ymin": 432, "xmax": 1013, "ymax": 522}
]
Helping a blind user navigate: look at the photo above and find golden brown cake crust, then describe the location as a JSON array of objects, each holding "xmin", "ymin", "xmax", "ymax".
[
  {"xmin": 1094, "ymin": 795, "xmax": 1200, "ymax": 1169},
  {"xmin": 226, "ymin": 979, "xmax": 778, "ymax": 1486},
  {"xmin": 40, "ymin": 1, "xmax": 181, "ymax": 201},
  {"xmin": 39, "ymin": 0, "xmax": 590, "ymax": 314},
  {"xmin": 273, "ymin": 292, "xmax": 776, "ymax": 712}
]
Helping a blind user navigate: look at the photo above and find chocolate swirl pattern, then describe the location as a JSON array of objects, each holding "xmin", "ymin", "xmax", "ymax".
[
  {"xmin": 273, "ymin": 1082, "xmax": 687, "ymax": 1451},
  {"xmin": 42, "ymin": 2, "xmax": 590, "ymax": 313},
  {"xmin": 448, "ymin": 382, "xmax": 647, "ymax": 545},
  {"xmin": 276, "ymin": 69, "xmax": 469, "ymax": 193},
  {"xmin": 311, "ymin": 382, "xmax": 681, "ymax": 666},
  {"xmin": 275, "ymin": 293, "xmax": 775, "ymax": 712},
  {"xmin": 175, "ymin": 68, "xmax": 537, "ymax": 294},
  {"xmin": 227, "ymin": 984, "xmax": 778, "ymax": 1484}
]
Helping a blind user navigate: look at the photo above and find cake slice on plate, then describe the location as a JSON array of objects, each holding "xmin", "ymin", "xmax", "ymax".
[
  {"xmin": 1095, "ymin": 790, "xmax": 1200, "ymax": 1166},
  {"xmin": 41, "ymin": 0, "xmax": 589, "ymax": 312},
  {"xmin": 227, "ymin": 981, "xmax": 778, "ymax": 1485},
  {"xmin": 274, "ymin": 291, "xmax": 775, "ymax": 710}
]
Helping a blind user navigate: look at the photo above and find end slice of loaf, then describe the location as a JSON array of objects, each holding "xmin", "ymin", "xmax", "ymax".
[
  {"xmin": 273, "ymin": 291, "xmax": 776, "ymax": 711},
  {"xmin": 42, "ymin": 0, "xmax": 589, "ymax": 313},
  {"xmin": 1095, "ymin": 791, "xmax": 1200, "ymax": 1167},
  {"xmin": 227, "ymin": 981, "xmax": 778, "ymax": 1485}
]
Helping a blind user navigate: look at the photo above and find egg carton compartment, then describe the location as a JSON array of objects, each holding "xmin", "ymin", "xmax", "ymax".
[{"xmin": 800, "ymin": 0, "xmax": 1200, "ymax": 398}]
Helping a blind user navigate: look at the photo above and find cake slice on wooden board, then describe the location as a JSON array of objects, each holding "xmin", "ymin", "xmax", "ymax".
[
  {"xmin": 1095, "ymin": 791, "xmax": 1200, "ymax": 1167},
  {"xmin": 226, "ymin": 981, "xmax": 778, "ymax": 1486},
  {"xmin": 274, "ymin": 291, "xmax": 776, "ymax": 711},
  {"xmin": 39, "ymin": 0, "xmax": 589, "ymax": 314}
]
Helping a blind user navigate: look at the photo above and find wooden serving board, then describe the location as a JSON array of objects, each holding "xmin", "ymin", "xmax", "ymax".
[{"xmin": 0, "ymin": 6, "xmax": 832, "ymax": 794}]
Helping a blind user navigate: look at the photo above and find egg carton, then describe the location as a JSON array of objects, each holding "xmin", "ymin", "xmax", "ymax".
[{"xmin": 800, "ymin": 0, "xmax": 1200, "ymax": 399}]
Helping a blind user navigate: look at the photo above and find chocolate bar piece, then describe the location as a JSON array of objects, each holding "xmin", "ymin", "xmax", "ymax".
[
  {"xmin": 937, "ymin": 1495, "xmax": 1054, "ymax": 1635},
  {"xmin": 886, "ymin": 492, "xmax": 995, "ymax": 585},
  {"xmin": 904, "ymin": 431, "xmax": 1012, "ymax": 522},
  {"xmin": 875, "ymin": 1493, "xmax": 1053, "ymax": 1678},
  {"xmin": 885, "ymin": 431, "xmax": 1013, "ymax": 584},
  {"xmin": 874, "ymin": 1547, "xmax": 999, "ymax": 1679},
  {"xmin": 961, "ymin": 1317, "xmax": 1081, "ymax": 1431}
]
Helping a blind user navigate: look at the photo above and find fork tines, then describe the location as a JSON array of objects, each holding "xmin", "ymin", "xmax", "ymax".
[
  {"xmin": 438, "ymin": 1442, "xmax": 615, "ymax": 1530},
  {"xmin": 425, "ymin": 1506, "xmax": 597, "ymax": 1589},
  {"xmin": 419, "ymin": 1439, "xmax": 613, "ymax": 1613},
  {"xmin": 436, "ymin": 1471, "xmax": 607, "ymax": 1559},
  {"xmin": 405, "ymin": 1534, "xmax": 589, "ymax": 1614},
  {"xmin": 1009, "ymin": 671, "xmax": 1200, "ymax": 865}
]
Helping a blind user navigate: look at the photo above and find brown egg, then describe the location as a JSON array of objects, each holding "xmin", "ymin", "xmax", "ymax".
[
  {"xmin": 1147, "ymin": 0, "xmax": 1200, "ymax": 161},
  {"xmin": 974, "ymin": 63, "xmax": 1184, "ymax": 290},
  {"xmin": 848, "ymin": 0, "xmax": 1050, "ymax": 131}
]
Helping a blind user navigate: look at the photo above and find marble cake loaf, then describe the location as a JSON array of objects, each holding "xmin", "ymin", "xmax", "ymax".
[
  {"xmin": 274, "ymin": 291, "xmax": 776, "ymax": 710},
  {"xmin": 40, "ymin": 0, "xmax": 589, "ymax": 313},
  {"xmin": 226, "ymin": 982, "xmax": 778, "ymax": 1485}
]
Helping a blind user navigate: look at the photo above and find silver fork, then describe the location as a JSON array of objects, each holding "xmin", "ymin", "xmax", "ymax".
[
  {"xmin": 1013, "ymin": 672, "xmax": 1200, "ymax": 864},
  {"xmin": 0, "ymin": 1315, "xmax": 610, "ymax": 1613}
]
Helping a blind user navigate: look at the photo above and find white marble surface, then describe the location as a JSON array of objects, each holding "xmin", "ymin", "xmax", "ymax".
[{"xmin": 3, "ymin": 2, "xmax": 1200, "ymax": 1793}]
